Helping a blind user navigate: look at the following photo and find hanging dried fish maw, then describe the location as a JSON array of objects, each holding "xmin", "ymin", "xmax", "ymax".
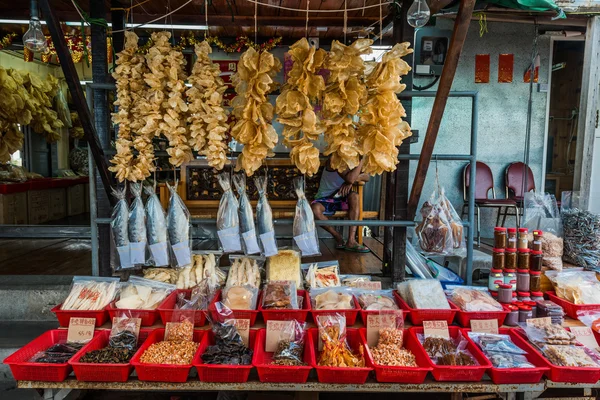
[
  {"xmin": 276, "ymin": 38, "xmax": 326, "ymax": 176},
  {"xmin": 0, "ymin": 122, "xmax": 23, "ymax": 163},
  {"xmin": 186, "ymin": 41, "xmax": 229, "ymax": 170},
  {"xmin": 231, "ymin": 47, "xmax": 281, "ymax": 176},
  {"xmin": 358, "ymin": 43, "xmax": 413, "ymax": 175},
  {"xmin": 322, "ymin": 39, "xmax": 372, "ymax": 173}
]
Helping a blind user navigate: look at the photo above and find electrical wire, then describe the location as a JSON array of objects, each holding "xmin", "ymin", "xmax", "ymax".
[
  {"xmin": 414, "ymin": 75, "xmax": 440, "ymax": 91},
  {"xmin": 111, "ymin": 0, "xmax": 194, "ymax": 33},
  {"xmin": 244, "ymin": 0, "xmax": 392, "ymax": 13}
]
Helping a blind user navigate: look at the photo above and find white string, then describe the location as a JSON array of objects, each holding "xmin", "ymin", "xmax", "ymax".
[
  {"xmin": 379, "ymin": 0, "xmax": 382, "ymax": 44},
  {"xmin": 362, "ymin": 0, "xmax": 365, "ymax": 16},
  {"xmin": 305, "ymin": 0, "xmax": 310, "ymax": 37},
  {"xmin": 205, "ymin": 0, "xmax": 208, "ymax": 37},
  {"xmin": 244, "ymin": 0, "xmax": 392, "ymax": 13},
  {"xmin": 70, "ymin": 0, "xmax": 89, "ymax": 26},
  {"xmin": 111, "ymin": 0, "xmax": 194, "ymax": 33},
  {"xmin": 344, "ymin": 0, "xmax": 347, "ymax": 43},
  {"xmin": 254, "ymin": 0, "xmax": 258, "ymax": 43}
]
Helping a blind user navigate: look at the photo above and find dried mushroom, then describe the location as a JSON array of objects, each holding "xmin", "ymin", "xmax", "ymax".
[
  {"xmin": 276, "ymin": 38, "xmax": 327, "ymax": 176},
  {"xmin": 358, "ymin": 43, "xmax": 413, "ymax": 175},
  {"xmin": 231, "ymin": 47, "xmax": 281, "ymax": 176}
]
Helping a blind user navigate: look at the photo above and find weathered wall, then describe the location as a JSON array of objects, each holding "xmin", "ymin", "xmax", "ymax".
[{"xmin": 408, "ymin": 20, "xmax": 550, "ymax": 238}]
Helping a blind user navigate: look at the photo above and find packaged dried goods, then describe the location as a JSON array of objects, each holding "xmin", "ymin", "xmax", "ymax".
[
  {"xmin": 80, "ymin": 316, "xmax": 141, "ymax": 363},
  {"xmin": 562, "ymin": 208, "xmax": 600, "ymax": 270},
  {"xmin": 254, "ymin": 172, "xmax": 278, "ymax": 256},
  {"xmin": 577, "ymin": 310, "xmax": 600, "ymax": 336},
  {"xmin": 397, "ymin": 279, "xmax": 449, "ymax": 310},
  {"xmin": 467, "ymin": 332, "xmax": 527, "ymax": 355},
  {"xmin": 144, "ymin": 185, "xmax": 169, "ymax": 267},
  {"xmin": 535, "ymin": 300, "xmax": 564, "ymax": 325},
  {"xmin": 271, "ymin": 320, "xmax": 307, "ymax": 366},
  {"xmin": 62, "ymin": 277, "xmax": 119, "ymax": 311},
  {"xmin": 316, "ymin": 314, "xmax": 365, "ymax": 367},
  {"xmin": 312, "ymin": 288, "xmax": 354, "ymax": 310},
  {"xmin": 356, "ymin": 290, "xmax": 399, "ymax": 310},
  {"xmin": 486, "ymin": 352, "xmax": 535, "ymax": 368},
  {"xmin": 267, "ymin": 249, "xmax": 302, "ymax": 287},
  {"xmin": 166, "ymin": 182, "xmax": 191, "ymax": 268},
  {"xmin": 524, "ymin": 322, "xmax": 577, "ymax": 347},
  {"xmin": 29, "ymin": 343, "xmax": 83, "ymax": 364},
  {"xmin": 305, "ymin": 261, "xmax": 341, "ymax": 289},
  {"xmin": 202, "ymin": 308, "xmax": 253, "ymax": 365},
  {"xmin": 233, "ymin": 173, "xmax": 261, "ymax": 255},
  {"xmin": 416, "ymin": 197, "xmax": 453, "ymax": 254},
  {"xmin": 552, "ymin": 270, "xmax": 600, "ymax": 304},
  {"xmin": 216, "ymin": 173, "xmax": 242, "ymax": 253},
  {"xmin": 340, "ymin": 275, "xmax": 371, "ymax": 287},
  {"xmin": 115, "ymin": 277, "xmax": 175, "ymax": 310},
  {"xmin": 111, "ymin": 186, "xmax": 131, "ymax": 269},
  {"xmin": 450, "ymin": 287, "xmax": 503, "ymax": 312},
  {"xmin": 262, "ymin": 282, "xmax": 299, "ymax": 310},
  {"xmin": 542, "ymin": 345, "xmax": 600, "ymax": 367},
  {"xmin": 176, "ymin": 252, "xmax": 225, "ymax": 290},
  {"xmin": 223, "ymin": 285, "xmax": 258, "ymax": 310},
  {"xmin": 227, "ymin": 256, "xmax": 262, "ymax": 288},
  {"xmin": 140, "ymin": 340, "xmax": 199, "ymax": 365},
  {"xmin": 293, "ymin": 177, "xmax": 320, "ymax": 256},
  {"xmin": 143, "ymin": 267, "xmax": 178, "ymax": 284},
  {"xmin": 165, "ymin": 319, "xmax": 194, "ymax": 342},
  {"xmin": 370, "ymin": 327, "xmax": 417, "ymax": 367},
  {"xmin": 420, "ymin": 334, "xmax": 476, "ymax": 366},
  {"xmin": 128, "ymin": 182, "xmax": 147, "ymax": 266}
]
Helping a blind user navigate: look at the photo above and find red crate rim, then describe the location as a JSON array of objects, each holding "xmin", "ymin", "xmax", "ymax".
[{"xmin": 4, "ymin": 330, "xmax": 74, "ymax": 368}]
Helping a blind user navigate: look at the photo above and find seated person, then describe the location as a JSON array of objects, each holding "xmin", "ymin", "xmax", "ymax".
[{"xmin": 311, "ymin": 157, "xmax": 370, "ymax": 253}]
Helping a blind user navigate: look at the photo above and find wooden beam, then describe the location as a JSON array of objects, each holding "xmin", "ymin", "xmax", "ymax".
[
  {"xmin": 39, "ymin": 0, "xmax": 115, "ymax": 206},
  {"xmin": 407, "ymin": 0, "xmax": 476, "ymax": 219}
]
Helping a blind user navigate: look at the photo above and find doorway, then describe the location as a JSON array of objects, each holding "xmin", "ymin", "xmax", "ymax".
[{"xmin": 544, "ymin": 39, "xmax": 585, "ymax": 200}]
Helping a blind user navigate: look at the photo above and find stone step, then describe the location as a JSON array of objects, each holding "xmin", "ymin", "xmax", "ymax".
[{"xmin": 0, "ymin": 276, "xmax": 71, "ymax": 321}]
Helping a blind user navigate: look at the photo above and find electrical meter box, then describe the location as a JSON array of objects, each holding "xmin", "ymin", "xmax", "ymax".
[{"xmin": 413, "ymin": 27, "xmax": 452, "ymax": 76}]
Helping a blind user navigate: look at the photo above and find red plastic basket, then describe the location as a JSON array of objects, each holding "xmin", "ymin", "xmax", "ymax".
[
  {"xmin": 51, "ymin": 304, "xmax": 109, "ymax": 327},
  {"xmin": 259, "ymin": 290, "xmax": 311, "ymax": 322},
  {"xmin": 461, "ymin": 328, "xmax": 548, "ymax": 384},
  {"xmin": 130, "ymin": 329, "xmax": 205, "ymax": 382},
  {"xmin": 308, "ymin": 328, "xmax": 372, "ymax": 384},
  {"xmin": 394, "ymin": 292, "xmax": 457, "ymax": 326},
  {"xmin": 157, "ymin": 290, "xmax": 208, "ymax": 327},
  {"xmin": 252, "ymin": 329, "xmax": 313, "ymax": 383},
  {"xmin": 0, "ymin": 182, "xmax": 29, "ymax": 194},
  {"xmin": 360, "ymin": 293, "xmax": 409, "ymax": 326},
  {"xmin": 208, "ymin": 290, "xmax": 259, "ymax": 327},
  {"xmin": 450, "ymin": 300, "xmax": 509, "ymax": 328},
  {"xmin": 194, "ymin": 330, "xmax": 256, "ymax": 382},
  {"xmin": 545, "ymin": 291, "xmax": 600, "ymax": 319},
  {"xmin": 409, "ymin": 326, "xmax": 491, "ymax": 382},
  {"xmin": 514, "ymin": 327, "xmax": 600, "ymax": 383},
  {"xmin": 106, "ymin": 302, "xmax": 159, "ymax": 327},
  {"xmin": 4, "ymin": 329, "xmax": 99, "ymax": 382},
  {"xmin": 69, "ymin": 329, "xmax": 153, "ymax": 382},
  {"xmin": 360, "ymin": 328, "xmax": 432, "ymax": 383},
  {"xmin": 310, "ymin": 295, "xmax": 361, "ymax": 326}
]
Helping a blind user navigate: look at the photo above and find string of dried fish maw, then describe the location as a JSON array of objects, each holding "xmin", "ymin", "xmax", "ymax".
[
  {"xmin": 231, "ymin": 47, "xmax": 281, "ymax": 176},
  {"xmin": 0, "ymin": 122, "xmax": 23, "ymax": 163},
  {"xmin": 358, "ymin": 43, "xmax": 413, "ymax": 175},
  {"xmin": 276, "ymin": 38, "xmax": 326, "ymax": 176},
  {"xmin": 322, "ymin": 39, "xmax": 372, "ymax": 173},
  {"xmin": 186, "ymin": 41, "xmax": 229, "ymax": 170}
]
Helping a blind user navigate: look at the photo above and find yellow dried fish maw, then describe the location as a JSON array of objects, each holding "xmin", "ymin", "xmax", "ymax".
[
  {"xmin": 0, "ymin": 122, "xmax": 24, "ymax": 163},
  {"xmin": 358, "ymin": 42, "xmax": 413, "ymax": 175}
]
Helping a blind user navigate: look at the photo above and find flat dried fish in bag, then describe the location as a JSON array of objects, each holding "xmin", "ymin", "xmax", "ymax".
[
  {"xmin": 144, "ymin": 185, "xmax": 169, "ymax": 266},
  {"xmin": 293, "ymin": 176, "xmax": 320, "ymax": 256},
  {"xmin": 217, "ymin": 172, "xmax": 242, "ymax": 253},
  {"xmin": 128, "ymin": 182, "xmax": 147, "ymax": 266},
  {"xmin": 167, "ymin": 182, "xmax": 191, "ymax": 267},
  {"xmin": 254, "ymin": 173, "xmax": 277, "ymax": 256},
  {"xmin": 233, "ymin": 173, "xmax": 261, "ymax": 255},
  {"xmin": 111, "ymin": 186, "xmax": 132, "ymax": 269}
]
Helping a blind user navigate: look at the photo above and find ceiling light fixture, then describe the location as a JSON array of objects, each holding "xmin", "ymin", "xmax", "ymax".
[{"xmin": 23, "ymin": 0, "xmax": 47, "ymax": 52}]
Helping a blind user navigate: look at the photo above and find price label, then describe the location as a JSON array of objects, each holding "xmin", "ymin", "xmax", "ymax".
[
  {"xmin": 470, "ymin": 319, "xmax": 499, "ymax": 334},
  {"xmin": 266, "ymin": 320, "xmax": 294, "ymax": 352},
  {"xmin": 355, "ymin": 281, "xmax": 382, "ymax": 290},
  {"xmin": 526, "ymin": 317, "xmax": 553, "ymax": 327},
  {"xmin": 423, "ymin": 320, "xmax": 449, "ymax": 339},
  {"xmin": 230, "ymin": 319, "xmax": 250, "ymax": 346},
  {"xmin": 67, "ymin": 317, "xmax": 96, "ymax": 343},
  {"xmin": 366, "ymin": 312, "xmax": 401, "ymax": 347},
  {"xmin": 570, "ymin": 326, "xmax": 600, "ymax": 351}
]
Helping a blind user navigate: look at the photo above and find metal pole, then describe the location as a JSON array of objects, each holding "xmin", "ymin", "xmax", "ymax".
[
  {"xmin": 86, "ymin": 84, "xmax": 99, "ymax": 277},
  {"xmin": 466, "ymin": 93, "xmax": 478, "ymax": 285}
]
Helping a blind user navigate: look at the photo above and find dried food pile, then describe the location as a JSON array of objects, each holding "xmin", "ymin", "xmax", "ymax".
[
  {"xmin": 30, "ymin": 343, "xmax": 83, "ymax": 364},
  {"xmin": 201, "ymin": 323, "xmax": 253, "ymax": 365},
  {"xmin": 370, "ymin": 328, "xmax": 417, "ymax": 367},
  {"xmin": 423, "ymin": 336, "xmax": 476, "ymax": 366},
  {"xmin": 317, "ymin": 322, "xmax": 365, "ymax": 368}
]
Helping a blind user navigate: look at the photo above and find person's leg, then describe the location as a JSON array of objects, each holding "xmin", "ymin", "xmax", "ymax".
[
  {"xmin": 311, "ymin": 202, "xmax": 344, "ymax": 246},
  {"xmin": 346, "ymin": 192, "xmax": 360, "ymax": 247}
]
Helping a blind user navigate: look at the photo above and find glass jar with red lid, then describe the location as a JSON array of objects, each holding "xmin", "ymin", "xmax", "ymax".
[
  {"xmin": 530, "ymin": 250, "xmax": 543, "ymax": 272},
  {"xmin": 507, "ymin": 228, "xmax": 517, "ymax": 249},
  {"xmin": 494, "ymin": 227, "xmax": 507, "ymax": 248},
  {"xmin": 498, "ymin": 284, "xmax": 513, "ymax": 303},
  {"xmin": 518, "ymin": 228, "xmax": 529, "ymax": 249}
]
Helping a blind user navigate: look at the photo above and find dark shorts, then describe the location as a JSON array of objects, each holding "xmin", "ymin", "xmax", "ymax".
[{"xmin": 312, "ymin": 196, "xmax": 349, "ymax": 216}]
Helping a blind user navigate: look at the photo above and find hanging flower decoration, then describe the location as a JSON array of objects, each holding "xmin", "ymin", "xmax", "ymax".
[{"xmin": 0, "ymin": 33, "xmax": 16, "ymax": 50}]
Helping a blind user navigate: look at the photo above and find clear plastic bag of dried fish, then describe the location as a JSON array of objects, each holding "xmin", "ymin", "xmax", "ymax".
[
  {"xmin": 128, "ymin": 182, "xmax": 148, "ymax": 266},
  {"xmin": 216, "ymin": 172, "xmax": 242, "ymax": 253},
  {"xmin": 144, "ymin": 185, "xmax": 169, "ymax": 267},
  {"xmin": 233, "ymin": 173, "xmax": 261, "ymax": 255},
  {"xmin": 293, "ymin": 176, "xmax": 320, "ymax": 256},
  {"xmin": 111, "ymin": 186, "xmax": 132, "ymax": 270},
  {"xmin": 167, "ymin": 182, "xmax": 191, "ymax": 267},
  {"xmin": 254, "ymin": 172, "xmax": 278, "ymax": 256}
]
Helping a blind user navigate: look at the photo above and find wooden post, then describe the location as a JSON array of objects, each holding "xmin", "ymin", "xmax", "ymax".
[
  {"xmin": 39, "ymin": 0, "xmax": 114, "ymax": 206},
  {"xmin": 406, "ymin": 0, "xmax": 476, "ymax": 219}
]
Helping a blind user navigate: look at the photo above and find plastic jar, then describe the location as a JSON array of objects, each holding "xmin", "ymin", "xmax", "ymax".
[
  {"xmin": 492, "ymin": 248, "xmax": 505, "ymax": 270},
  {"xmin": 507, "ymin": 228, "xmax": 517, "ymax": 249},
  {"xmin": 498, "ymin": 284, "xmax": 513, "ymax": 304},
  {"xmin": 518, "ymin": 291, "xmax": 531, "ymax": 302},
  {"xmin": 531, "ymin": 291, "xmax": 544, "ymax": 302},
  {"xmin": 525, "ymin": 300, "xmax": 537, "ymax": 318},
  {"xmin": 518, "ymin": 228, "xmax": 529, "ymax": 249},
  {"xmin": 504, "ymin": 269, "xmax": 517, "ymax": 291},
  {"xmin": 512, "ymin": 292, "xmax": 518, "ymax": 302},
  {"xmin": 504, "ymin": 305, "xmax": 519, "ymax": 326},
  {"xmin": 518, "ymin": 249, "xmax": 530, "ymax": 269},
  {"xmin": 488, "ymin": 268, "xmax": 504, "ymax": 292},
  {"xmin": 491, "ymin": 291, "xmax": 499, "ymax": 301},
  {"xmin": 517, "ymin": 269, "xmax": 531, "ymax": 292},
  {"xmin": 530, "ymin": 250, "xmax": 543, "ymax": 272},
  {"xmin": 506, "ymin": 248, "xmax": 517, "ymax": 269},
  {"xmin": 532, "ymin": 230, "xmax": 543, "ymax": 251},
  {"xmin": 494, "ymin": 227, "xmax": 507, "ymax": 248},
  {"xmin": 519, "ymin": 305, "xmax": 533, "ymax": 322},
  {"xmin": 530, "ymin": 271, "xmax": 542, "ymax": 292}
]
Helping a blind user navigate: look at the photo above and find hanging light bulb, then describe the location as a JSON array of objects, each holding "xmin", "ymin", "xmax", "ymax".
[
  {"xmin": 23, "ymin": 0, "xmax": 47, "ymax": 53},
  {"xmin": 407, "ymin": 0, "xmax": 430, "ymax": 28}
]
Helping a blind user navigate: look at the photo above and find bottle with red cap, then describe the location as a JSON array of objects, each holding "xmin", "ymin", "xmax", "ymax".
[
  {"xmin": 519, "ymin": 305, "xmax": 533, "ymax": 322},
  {"xmin": 532, "ymin": 230, "xmax": 543, "ymax": 251},
  {"xmin": 494, "ymin": 227, "xmax": 507, "ymax": 248},
  {"xmin": 507, "ymin": 228, "xmax": 517, "ymax": 249},
  {"xmin": 518, "ymin": 228, "xmax": 529, "ymax": 249}
]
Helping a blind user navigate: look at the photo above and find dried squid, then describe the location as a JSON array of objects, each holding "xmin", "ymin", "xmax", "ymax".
[
  {"xmin": 322, "ymin": 39, "xmax": 372, "ymax": 173},
  {"xmin": 276, "ymin": 38, "xmax": 327, "ymax": 176},
  {"xmin": 358, "ymin": 43, "xmax": 413, "ymax": 175},
  {"xmin": 231, "ymin": 47, "xmax": 281, "ymax": 176},
  {"xmin": 186, "ymin": 41, "xmax": 229, "ymax": 170}
]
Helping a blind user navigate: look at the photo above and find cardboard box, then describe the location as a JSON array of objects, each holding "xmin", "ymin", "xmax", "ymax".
[
  {"xmin": 28, "ymin": 189, "xmax": 50, "ymax": 224},
  {"xmin": 48, "ymin": 188, "xmax": 67, "ymax": 221},
  {"xmin": 0, "ymin": 192, "xmax": 28, "ymax": 224},
  {"xmin": 67, "ymin": 184, "xmax": 85, "ymax": 216}
]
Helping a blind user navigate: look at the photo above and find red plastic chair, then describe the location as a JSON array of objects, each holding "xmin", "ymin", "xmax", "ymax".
[
  {"xmin": 461, "ymin": 161, "xmax": 519, "ymax": 245},
  {"xmin": 503, "ymin": 162, "xmax": 535, "ymax": 226}
]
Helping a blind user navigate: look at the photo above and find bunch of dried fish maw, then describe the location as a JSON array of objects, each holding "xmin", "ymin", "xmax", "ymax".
[
  {"xmin": 276, "ymin": 38, "xmax": 326, "ymax": 176},
  {"xmin": 231, "ymin": 47, "xmax": 281, "ymax": 176},
  {"xmin": 186, "ymin": 41, "xmax": 229, "ymax": 170},
  {"xmin": 359, "ymin": 43, "xmax": 413, "ymax": 175},
  {"xmin": 322, "ymin": 39, "xmax": 372, "ymax": 173}
]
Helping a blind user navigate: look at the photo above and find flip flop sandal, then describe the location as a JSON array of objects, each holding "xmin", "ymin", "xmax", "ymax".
[{"xmin": 344, "ymin": 244, "xmax": 370, "ymax": 253}]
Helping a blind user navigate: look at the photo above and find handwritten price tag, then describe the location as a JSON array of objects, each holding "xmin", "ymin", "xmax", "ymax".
[
  {"xmin": 526, "ymin": 317, "xmax": 552, "ymax": 327},
  {"xmin": 570, "ymin": 326, "xmax": 600, "ymax": 351},
  {"xmin": 366, "ymin": 313, "xmax": 401, "ymax": 347},
  {"xmin": 470, "ymin": 319, "xmax": 499, "ymax": 334},
  {"xmin": 355, "ymin": 281, "xmax": 382, "ymax": 290},
  {"xmin": 232, "ymin": 319, "xmax": 250, "ymax": 347},
  {"xmin": 423, "ymin": 320, "xmax": 449, "ymax": 339},
  {"xmin": 67, "ymin": 317, "xmax": 95, "ymax": 343},
  {"xmin": 266, "ymin": 320, "xmax": 294, "ymax": 352}
]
